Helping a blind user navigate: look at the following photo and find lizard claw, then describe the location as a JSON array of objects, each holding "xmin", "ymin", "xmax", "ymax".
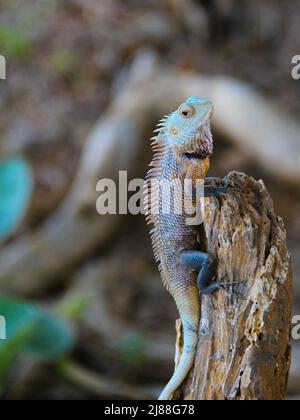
[
  {"xmin": 217, "ymin": 280, "xmax": 246, "ymax": 299},
  {"xmin": 222, "ymin": 180, "xmax": 243, "ymax": 196},
  {"xmin": 202, "ymin": 179, "xmax": 243, "ymax": 198}
]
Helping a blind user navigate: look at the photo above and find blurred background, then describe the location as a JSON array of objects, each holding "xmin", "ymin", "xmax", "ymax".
[{"xmin": 0, "ymin": 0, "xmax": 300, "ymax": 400}]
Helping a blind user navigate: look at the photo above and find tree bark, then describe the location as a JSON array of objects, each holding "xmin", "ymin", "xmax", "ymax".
[{"xmin": 173, "ymin": 171, "xmax": 293, "ymax": 400}]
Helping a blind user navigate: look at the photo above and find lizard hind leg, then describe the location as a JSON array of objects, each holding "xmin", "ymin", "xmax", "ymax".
[
  {"xmin": 179, "ymin": 250, "xmax": 220, "ymax": 295},
  {"xmin": 180, "ymin": 250, "xmax": 241, "ymax": 295}
]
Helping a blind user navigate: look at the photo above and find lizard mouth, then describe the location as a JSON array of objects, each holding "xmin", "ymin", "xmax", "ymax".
[
  {"xmin": 184, "ymin": 151, "xmax": 209, "ymax": 160},
  {"xmin": 180, "ymin": 118, "xmax": 213, "ymax": 161},
  {"xmin": 185, "ymin": 119, "xmax": 213, "ymax": 160}
]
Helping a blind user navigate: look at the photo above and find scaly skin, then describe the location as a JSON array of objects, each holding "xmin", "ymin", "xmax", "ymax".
[{"xmin": 145, "ymin": 97, "xmax": 214, "ymax": 400}]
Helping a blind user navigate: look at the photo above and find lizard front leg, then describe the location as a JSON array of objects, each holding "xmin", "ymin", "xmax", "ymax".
[
  {"xmin": 204, "ymin": 177, "xmax": 242, "ymax": 197},
  {"xmin": 179, "ymin": 250, "xmax": 220, "ymax": 294},
  {"xmin": 203, "ymin": 185, "xmax": 228, "ymax": 197},
  {"xmin": 192, "ymin": 184, "xmax": 233, "ymax": 197},
  {"xmin": 192, "ymin": 178, "xmax": 241, "ymax": 197}
]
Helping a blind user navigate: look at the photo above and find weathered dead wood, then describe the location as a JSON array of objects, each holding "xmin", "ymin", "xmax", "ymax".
[{"xmin": 174, "ymin": 172, "xmax": 293, "ymax": 400}]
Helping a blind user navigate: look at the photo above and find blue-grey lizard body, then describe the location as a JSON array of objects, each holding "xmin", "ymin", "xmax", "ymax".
[{"xmin": 145, "ymin": 97, "xmax": 229, "ymax": 400}]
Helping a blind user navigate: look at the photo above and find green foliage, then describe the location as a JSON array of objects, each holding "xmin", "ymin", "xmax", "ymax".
[
  {"xmin": 118, "ymin": 332, "xmax": 147, "ymax": 367},
  {"xmin": 50, "ymin": 49, "xmax": 76, "ymax": 75},
  {"xmin": 57, "ymin": 293, "xmax": 91, "ymax": 321},
  {"xmin": 0, "ymin": 27, "xmax": 33, "ymax": 59},
  {"xmin": 0, "ymin": 297, "xmax": 75, "ymax": 387},
  {"xmin": 0, "ymin": 157, "xmax": 33, "ymax": 241}
]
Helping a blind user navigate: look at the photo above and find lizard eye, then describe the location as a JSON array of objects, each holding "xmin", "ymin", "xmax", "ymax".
[{"xmin": 179, "ymin": 104, "xmax": 195, "ymax": 119}]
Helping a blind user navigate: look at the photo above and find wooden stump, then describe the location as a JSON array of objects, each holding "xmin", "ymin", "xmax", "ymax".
[{"xmin": 173, "ymin": 171, "xmax": 293, "ymax": 400}]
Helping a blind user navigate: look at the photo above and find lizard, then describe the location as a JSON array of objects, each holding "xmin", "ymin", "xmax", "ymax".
[{"xmin": 144, "ymin": 97, "xmax": 235, "ymax": 400}]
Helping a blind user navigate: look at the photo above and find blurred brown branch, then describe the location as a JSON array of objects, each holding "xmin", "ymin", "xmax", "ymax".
[
  {"xmin": 58, "ymin": 359, "xmax": 158, "ymax": 400},
  {"xmin": 0, "ymin": 58, "xmax": 299, "ymax": 296}
]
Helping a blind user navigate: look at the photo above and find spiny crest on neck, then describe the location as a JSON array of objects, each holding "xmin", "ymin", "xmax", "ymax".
[
  {"xmin": 145, "ymin": 111, "xmax": 173, "ymax": 179},
  {"xmin": 143, "ymin": 114, "xmax": 172, "ymax": 229},
  {"xmin": 143, "ymin": 112, "xmax": 174, "ymax": 290}
]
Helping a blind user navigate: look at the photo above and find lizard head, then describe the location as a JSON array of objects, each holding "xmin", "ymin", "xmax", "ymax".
[{"xmin": 163, "ymin": 97, "xmax": 213, "ymax": 162}]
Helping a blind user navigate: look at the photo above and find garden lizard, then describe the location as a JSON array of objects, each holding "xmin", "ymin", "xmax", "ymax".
[{"xmin": 144, "ymin": 97, "xmax": 233, "ymax": 400}]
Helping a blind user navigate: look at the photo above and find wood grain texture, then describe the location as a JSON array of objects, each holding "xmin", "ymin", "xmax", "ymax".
[{"xmin": 173, "ymin": 171, "xmax": 293, "ymax": 400}]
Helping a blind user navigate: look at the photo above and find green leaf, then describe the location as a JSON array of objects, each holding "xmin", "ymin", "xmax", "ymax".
[
  {"xmin": 0, "ymin": 299, "xmax": 37, "ymax": 384},
  {"xmin": 57, "ymin": 293, "xmax": 91, "ymax": 321},
  {"xmin": 0, "ymin": 297, "xmax": 75, "ymax": 386},
  {"xmin": 0, "ymin": 27, "xmax": 33, "ymax": 59},
  {"xmin": 50, "ymin": 49, "xmax": 76, "ymax": 75},
  {"xmin": 118, "ymin": 332, "xmax": 147, "ymax": 366},
  {"xmin": 25, "ymin": 311, "xmax": 75, "ymax": 359},
  {"xmin": 0, "ymin": 157, "xmax": 33, "ymax": 240}
]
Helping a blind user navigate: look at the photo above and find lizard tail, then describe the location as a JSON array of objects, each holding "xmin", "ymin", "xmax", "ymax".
[{"xmin": 158, "ymin": 287, "xmax": 200, "ymax": 400}]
